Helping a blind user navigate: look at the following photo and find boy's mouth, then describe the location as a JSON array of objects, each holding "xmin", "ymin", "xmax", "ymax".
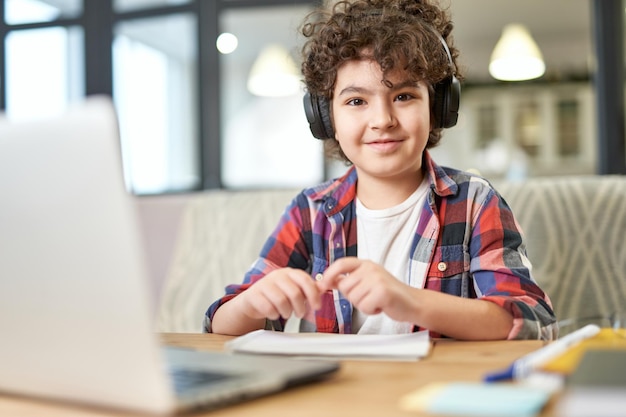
[{"xmin": 366, "ymin": 139, "xmax": 403, "ymax": 152}]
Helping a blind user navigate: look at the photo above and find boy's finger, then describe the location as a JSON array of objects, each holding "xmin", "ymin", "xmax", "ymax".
[
  {"xmin": 320, "ymin": 257, "xmax": 360, "ymax": 289},
  {"xmin": 287, "ymin": 269, "xmax": 322, "ymax": 310}
]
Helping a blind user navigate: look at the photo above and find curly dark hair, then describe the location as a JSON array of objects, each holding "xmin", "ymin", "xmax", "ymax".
[{"xmin": 300, "ymin": 0, "xmax": 463, "ymax": 163}]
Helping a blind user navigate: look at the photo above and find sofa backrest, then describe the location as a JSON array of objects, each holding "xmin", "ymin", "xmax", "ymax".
[
  {"xmin": 155, "ymin": 175, "xmax": 626, "ymax": 333},
  {"xmin": 494, "ymin": 175, "xmax": 626, "ymax": 325},
  {"xmin": 155, "ymin": 189, "xmax": 298, "ymax": 332}
]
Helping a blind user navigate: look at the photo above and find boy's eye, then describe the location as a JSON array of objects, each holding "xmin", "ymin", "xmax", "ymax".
[
  {"xmin": 347, "ymin": 98, "xmax": 365, "ymax": 106},
  {"xmin": 395, "ymin": 93, "xmax": 414, "ymax": 102}
]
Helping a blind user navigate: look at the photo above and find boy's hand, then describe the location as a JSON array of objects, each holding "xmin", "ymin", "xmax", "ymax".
[
  {"xmin": 238, "ymin": 268, "xmax": 322, "ymax": 321},
  {"xmin": 319, "ymin": 257, "xmax": 414, "ymax": 321}
]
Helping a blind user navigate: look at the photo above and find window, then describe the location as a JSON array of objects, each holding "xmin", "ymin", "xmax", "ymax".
[
  {"xmin": 1, "ymin": 0, "xmax": 320, "ymax": 194},
  {"xmin": 4, "ymin": 0, "xmax": 81, "ymax": 24},
  {"xmin": 5, "ymin": 25, "xmax": 83, "ymax": 121},
  {"xmin": 113, "ymin": 13, "xmax": 199, "ymax": 193},
  {"xmin": 113, "ymin": 0, "xmax": 190, "ymax": 13},
  {"xmin": 219, "ymin": 5, "xmax": 323, "ymax": 188},
  {"xmin": 3, "ymin": 0, "xmax": 84, "ymax": 120}
]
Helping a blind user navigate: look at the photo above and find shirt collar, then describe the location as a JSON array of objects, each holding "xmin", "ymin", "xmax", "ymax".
[
  {"xmin": 423, "ymin": 150, "xmax": 459, "ymax": 198},
  {"xmin": 306, "ymin": 150, "xmax": 459, "ymax": 214}
]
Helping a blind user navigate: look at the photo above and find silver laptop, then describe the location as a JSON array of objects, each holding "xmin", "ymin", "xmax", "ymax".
[{"xmin": 0, "ymin": 96, "xmax": 339, "ymax": 415}]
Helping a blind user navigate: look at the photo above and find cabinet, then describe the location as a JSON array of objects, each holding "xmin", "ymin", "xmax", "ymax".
[{"xmin": 434, "ymin": 82, "xmax": 597, "ymax": 180}]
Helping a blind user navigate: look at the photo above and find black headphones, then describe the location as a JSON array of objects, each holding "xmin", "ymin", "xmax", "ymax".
[{"xmin": 303, "ymin": 35, "xmax": 461, "ymax": 140}]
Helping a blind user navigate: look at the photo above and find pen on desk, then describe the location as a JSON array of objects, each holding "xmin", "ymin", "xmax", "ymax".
[{"xmin": 483, "ymin": 323, "xmax": 601, "ymax": 382}]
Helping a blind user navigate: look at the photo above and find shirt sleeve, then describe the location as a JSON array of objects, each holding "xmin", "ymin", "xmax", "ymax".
[
  {"xmin": 203, "ymin": 195, "xmax": 311, "ymax": 333},
  {"xmin": 469, "ymin": 187, "xmax": 558, "ymax": 340}
]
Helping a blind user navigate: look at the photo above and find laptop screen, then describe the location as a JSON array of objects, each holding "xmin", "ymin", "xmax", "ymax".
[{"xmin": 0, "ymin": 97, "xmax": 177, "ymax": 413}]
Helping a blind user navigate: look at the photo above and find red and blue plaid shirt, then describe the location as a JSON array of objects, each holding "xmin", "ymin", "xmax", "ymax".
[{"xmin": 205, "ymin": 151, "xmax": 557, "ymax": 340}]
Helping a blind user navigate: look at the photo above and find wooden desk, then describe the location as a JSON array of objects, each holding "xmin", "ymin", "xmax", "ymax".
[{"xmin": 0, "ymin": 334, "xmax": 558, "ymax": 417}]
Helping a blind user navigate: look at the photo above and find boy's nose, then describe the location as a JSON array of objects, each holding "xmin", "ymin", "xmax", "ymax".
[{"xmin": 368, "ymin": 101, "xmax": 396, "ymax": 130}]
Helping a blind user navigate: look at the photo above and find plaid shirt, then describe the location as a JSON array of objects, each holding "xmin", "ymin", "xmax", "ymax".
[{"xmin": 205, "ymin": 151, "xmax": 557, "ymax": 340}]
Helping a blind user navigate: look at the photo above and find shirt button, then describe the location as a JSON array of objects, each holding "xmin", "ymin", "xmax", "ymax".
[
  {"xmin": 315, "ymin": 273, "xmax": 323, "ymax": 281},
  {"xmin": 437, "ymin": 262, "xmax": 447, "ymax": 272}
]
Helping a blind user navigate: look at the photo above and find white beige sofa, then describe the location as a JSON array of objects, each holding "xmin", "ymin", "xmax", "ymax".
[{"xmin": 142, "ymin": 175, "xmax": 626, "ymax": 333}]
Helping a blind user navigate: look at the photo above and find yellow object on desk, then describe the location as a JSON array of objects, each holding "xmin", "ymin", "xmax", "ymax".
[{"xmin": 541, "ymin": 328, "xmax": 626, "ymax": 374}]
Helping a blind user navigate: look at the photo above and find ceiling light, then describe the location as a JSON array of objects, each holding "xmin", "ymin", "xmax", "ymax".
[
  {"xmin": 247, "ymin": 44, "xmax": 301, "ymax": 97},
  {"xmin": 489, "ymin": 24, "xmax": 545, "ymax": 81},
  {"xmin": 216, "ymin": 32, "xmax": 238, "ymax": 54}
]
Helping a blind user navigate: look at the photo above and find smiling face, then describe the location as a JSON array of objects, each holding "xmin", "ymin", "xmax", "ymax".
[{"xmin": 332, "ymin": 59, "xmax": 431, "ymax": 191}]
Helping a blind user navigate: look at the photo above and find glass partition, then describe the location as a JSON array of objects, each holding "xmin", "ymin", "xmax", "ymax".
[
  {"xmin": 5, "ymin": 26, "xmax": 83, "ymax": 120},
  {"xmin": 113, "ymin": 13, "xmax": 199, "ymax": 194},
  {"xmin": 4, "ymin": 0, "xmax": 82, "ymax": 24},
  {"xmin": 219, "ymin": 4, "xmax": 325, "ymax": 189},
  {"xmin": 113, "ymin": 0, "xmax": 189, "ymax": 13}
]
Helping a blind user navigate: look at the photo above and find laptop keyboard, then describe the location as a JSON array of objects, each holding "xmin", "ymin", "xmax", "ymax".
[{"xmin": 170, "ymin": 369, "xmax": 234, "ymax": 393}]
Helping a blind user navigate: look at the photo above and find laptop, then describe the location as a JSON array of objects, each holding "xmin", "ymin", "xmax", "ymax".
[{"xmin": 0, "ymin": 96, "xmax": 339, "ymax": 415}]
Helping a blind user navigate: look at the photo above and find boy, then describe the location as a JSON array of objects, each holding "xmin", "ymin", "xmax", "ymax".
[{"xmin": 205, "ymin": 0, "xmax": 557, "ymax": 340}]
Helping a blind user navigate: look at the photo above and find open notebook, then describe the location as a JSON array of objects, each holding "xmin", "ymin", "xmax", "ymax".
[{"xmin": 0, "ymin": 97, "xmax": 339, "ymax": 415}]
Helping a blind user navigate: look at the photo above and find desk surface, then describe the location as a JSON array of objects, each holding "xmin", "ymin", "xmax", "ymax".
[{"xmin": 0, "ymin": 333, "xmax": 558, "ymax": 417}]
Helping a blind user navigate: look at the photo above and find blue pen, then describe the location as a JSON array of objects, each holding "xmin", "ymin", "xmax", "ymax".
[{"xmin": 484, "ymin": 324, "xmax": 601, "ymax": 382}]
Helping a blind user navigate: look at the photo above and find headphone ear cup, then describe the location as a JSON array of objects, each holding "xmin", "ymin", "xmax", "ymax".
[
  {"xmin": 303, "ymin": 92, "xmax": 334, "ymax": 140},
  {"xmin": 433, "ymin": 75, "xmax": 461, "ymax": 129}
]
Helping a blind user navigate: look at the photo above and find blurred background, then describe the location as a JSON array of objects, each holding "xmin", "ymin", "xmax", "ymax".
[{"xmin": 1, "ymin": 0, "xmax": 623, "ymax": 194}]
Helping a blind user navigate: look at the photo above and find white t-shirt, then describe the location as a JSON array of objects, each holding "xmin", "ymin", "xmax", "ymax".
[{"xmin": 353, "ymin": 178, "xmax": 429, "ymax": 334}]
